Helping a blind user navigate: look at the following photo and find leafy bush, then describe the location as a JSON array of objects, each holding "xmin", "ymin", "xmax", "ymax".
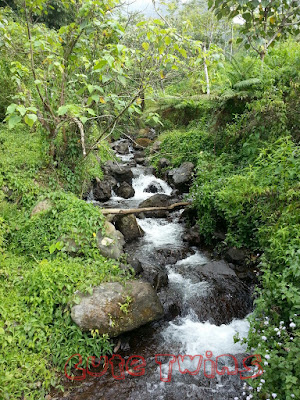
[
  {"xmin": 151, "ymin": 120, "xmax": 214, "ymax": 168},
  {"xmin": 192, "ymin": 137, "xmax": 299, "ymax": 247},
  {"xmin": 0, "ymin": 252, "xmax": 125, "ymax": 400},
  {"xmin": 10, "ymin": 191, "xmax": 107, "ymax": 259},
  {"xmin": 0, "ymin": 124, "xmax": 48, "ymax": 206}
]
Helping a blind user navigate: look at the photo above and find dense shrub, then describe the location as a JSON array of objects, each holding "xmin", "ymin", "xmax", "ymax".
[
  {"xmin": 10, "ymin": 191, "xmax": 107, "ymax": 259},
  {"xmin": 0, "ymin": 253, "xmax": 125, "ymax": 400}
]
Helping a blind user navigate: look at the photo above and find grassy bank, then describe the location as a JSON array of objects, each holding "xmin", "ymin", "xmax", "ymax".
[{"xmin": 151, "ymin": 41, "xmax": 300, "ymax": 400}]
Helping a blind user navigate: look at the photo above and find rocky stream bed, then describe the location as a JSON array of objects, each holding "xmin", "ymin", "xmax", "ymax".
[{"xmin": 54, "ymin": 137, "xmax": 256, "ymax": 400}]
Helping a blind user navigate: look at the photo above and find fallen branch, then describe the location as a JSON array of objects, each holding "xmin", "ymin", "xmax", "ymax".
[
  {"xmin": 101, "ymin": 202, "xmax": 191, "ymax": 215},
  {"xmin": 73, "ymin": 117, "xmax": 86, "ymax": 157}
]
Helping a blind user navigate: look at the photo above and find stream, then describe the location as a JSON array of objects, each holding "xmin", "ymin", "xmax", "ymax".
[{"xmin": 56, "ymin": 140, "xmax": 254, "ymax": 400}]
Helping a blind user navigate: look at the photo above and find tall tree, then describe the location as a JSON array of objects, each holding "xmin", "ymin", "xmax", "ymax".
[{"xmin": 210, "ymin": 0, "xmax": 300, "ymax": 61}]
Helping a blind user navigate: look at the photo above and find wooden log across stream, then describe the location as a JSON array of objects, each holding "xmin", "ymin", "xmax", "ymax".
[{"xmin": 101, "ymin": 201, "xmax": 191, "ymax": 215}]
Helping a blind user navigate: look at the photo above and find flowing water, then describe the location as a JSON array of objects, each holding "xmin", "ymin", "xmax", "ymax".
[{"xmin": 59, "ymin": 141, "xmax": 253, "ymax": 400}]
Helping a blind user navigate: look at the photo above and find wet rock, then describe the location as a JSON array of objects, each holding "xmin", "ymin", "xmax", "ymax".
[
  {"xmin": 143, "ymin": 181, "xmax": 163, "ymax": 194},
  {"xmin": 139, "ymin": 194, "xmax": 177, "ymax": 218},
  {"xmin": 141, "ymin": 265, "xmax": 168, "ymax": 291},
  {"xmin": 180, "ymin": 206, "xmax": 198, "ymax": 225},
  {"xmin": 156, "ymin": 247, "xmax": 190, "ymax": 266},
  {"xmin": 213, "ymin": 231, "xmax": 226, "ymax": 241},
  {"xmin": 225, "ymin": 247, "xmax": 247, "ymax": 265},
  {"xmin": 135, "ymin": 157, "xmax": 147, "ymax": 165},
  {"xmin": 112, "ymin": 140, "xmax": 130, "ymax": 155},
  {"xmin": 93, "ymin": 177, "xmax": 112, "ymax": 202},
  {"xmin": 167, "ymin": 162, "xmax": 195, "ymax": 192},
  {"xmin": 126, "ymin": 254, "xmax": 143, "ymax": 275},
  {"xmin": 71, "ymin": 280, "xmax": 164, "ymax": 336},
  {"xmin": 115, "ymin": 182, "xmax": 135, "ymax": 199},
  {"xmin": 103, "ymin": 161, "xmax": 133, "ymax": 185},
  {"xmin": 114, "ymin": 214, "xmax": 144, "ymax": 243},
  {"xmin": 139, "ymin": 128, "xmax": 157, "ymax": 140},
  {"xmin": 171, "ymin": 260, "xmax": 253, "ymax": 325},
  {"xmin": 31, "ymin": 199, "xmax": 52, "ymax": 217},
  {"xmin": 144, "ymin": 166, "xmax": 156, "ymax": 175},
  {"xmin": 150, "ymin": 140, "xmax": 162, "ymax": 153},
  {"xmin": 97, "ymin": 221, "xmax": 125, "ymax": 259},
  {"xmin": 133, "ymin": 150, "xmax": 146, "ymax": 165},
  {"xmin": 157, "ymin": 158, "xmax": 171, "ymax": 170},
  {"xmin": 182, "ymin": 225, "xmax": 202, "ymax": 246},
  {"xmin": 126, "ymin": 159, "xmax": 137, "ymax": 168},
  {"xmin": 104, "ymin": 174, "xmax": 118, "ymax": 191}
]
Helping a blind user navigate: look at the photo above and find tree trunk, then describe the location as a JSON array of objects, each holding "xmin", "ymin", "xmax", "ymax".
[
  {"xmin": 203, "ymin": 45, "xmax": 210, "ymax": 96},
  {"xmin": 230, "ymin": 24, "xmax": 234, "ymax": 60}
]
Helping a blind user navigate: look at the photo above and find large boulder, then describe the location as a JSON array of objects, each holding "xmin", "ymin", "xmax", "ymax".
[
  {"xmin": 31, "ymin": 199, "xmax": 52, "ymax": 217},
  {"xmin": 115, "ymin": 214, "xmax": 144, "ymax": 243},
  {"xmin": 139, "ymin": 128, "xmax": 157, "ymax": 140},
  {"xmin": 167, "ymin": 162, "xmax": 195, "ymax": 192},
  {"xmin": 134, "ymin": 138, "xmax": 153, "ymax": 149},
  {"xmin": 115, "ymin": 182, "xmax": 135, "ymax": 199},
  {"xmin": 182, "ymin": 225, "xmax": 202, "ymax": 246},
  {"xmin": 139, "ymin": 194, "xmax": 176, "ymax": 217},
  {"xmin": 141, "ymin": 265, "xmax": 168, "ymax": 291},
  {"xmin": 157, "ymin": 158, "xmax": 171, "ymax": 170},
  {"xmin": 93, "ymin": 177, "xmax": 112, "ymax": 202},
  {"xmin": 71, "ymin": 281, "xmax": 164, "ymax": 336},
  {"xmin": 162, "ymin": 259, "xmax": 253, "ymax": 325},
  {"xmin": 112, "ymin": 140, "xmax": 130, "ymax": 155},
  {"xmin": 103, "ymin": 161, "xmax": 133, "ymax": 185},
  {"xmin": 150, "ymin": 141, "xmax": 162, "ymax": 154},
  {"xmin": 225, "ymin": 247, "xmax": 247, "ymax": 265},
  {"xmin": 97, "ymin": 221, "xmax": 125, "ymax": 259},
  {"xmin": 143, "ymin": 181, "xmax": 163, "ymax": 194}
]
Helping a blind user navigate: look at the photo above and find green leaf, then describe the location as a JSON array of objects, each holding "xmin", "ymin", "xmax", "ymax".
[
  {"xmin": 94, "ymin": 59, "xmax": 108, "ymax": 70},
  {"xmin": 6, "ymin": 104, "xmax": 17, "ymax": 115},
  {"xmin": 17, "ymin": 105, "xmax": 27, "ymax": 116},
  {"xmin": 87, "ymin": 108, "xmax": 95, "ymax": 116},
  {"xmin": 87, "ymin": 84, "xmax": 94, "ymax": 94},
  {"xmin": 57, "ymin": 106, "xmax": 69, "ymax": 116},
  {"xmin": 49, "ymin": 243, "xmax": 57, "ymax": 254},
  {"xmin": 24, "ymin": 114, "xmax": 37, "ymax": 128},
  {"xmin": 8, "ymin": 115, "xmax": 22, "ymax": 129},
  {"xmin": 142, "ymin": 42, "xmax": 149, "ymax": 51},
  {"xmin": 153, "ymin": 19, "xmax": 164, "ymax": 26},
  {"xmin": 136, "ymin": 21, "xmax": 147, "ymax": 27},
  {"xmin": 80, "ymin": 116, "xmax": 88, "ymax": 124},
  {"xmin": 165, "ymin": 36, "xmax": 171, "ymax": 46},
  {"xmin": 117, "ymin": 75, "xmax": 126, "ymax": 86}
]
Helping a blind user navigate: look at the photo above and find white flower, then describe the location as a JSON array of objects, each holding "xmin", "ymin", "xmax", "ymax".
[
  {"xmin": 261, "ymin": 379, "xmax": 265, "ymax": 383},
  {"xmin": 265, "ymin": 355, "xmax": 270, "ymax": 360},
  {"xmin": 264, "ymin": 361, "xmax": 268, "ymax": 366},
  {"xmin": 291, "ymin": 395, "xmax": 295, "ymax": 398},
  {"xmin": 264, "ymin": 321, "xmax": 269, "ymax": 325},
  {"xmin": 290, "ymin": 322, "xmax": 296, "ymax": 328},
  {"xmin": 274, "ymin": 328, "xmax": 279, "ymax": 331},
  {"xmin": 262, "ymin": 336, "xmax": 267, "ymax": 341},
  {"xmin": 272, "ymin": 394, "xmax": 277, "ymax": 399}
]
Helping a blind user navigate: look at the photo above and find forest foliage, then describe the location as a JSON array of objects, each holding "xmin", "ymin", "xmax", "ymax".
[{"xmin": 0, "ymin": 0, "xmax": 299, "ymax": 399}]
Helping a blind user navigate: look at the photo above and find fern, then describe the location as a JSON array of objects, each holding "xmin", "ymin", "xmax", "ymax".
[{"xmin": 233, "ymin": 78, "xmax": 262, "ymax": 90}]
